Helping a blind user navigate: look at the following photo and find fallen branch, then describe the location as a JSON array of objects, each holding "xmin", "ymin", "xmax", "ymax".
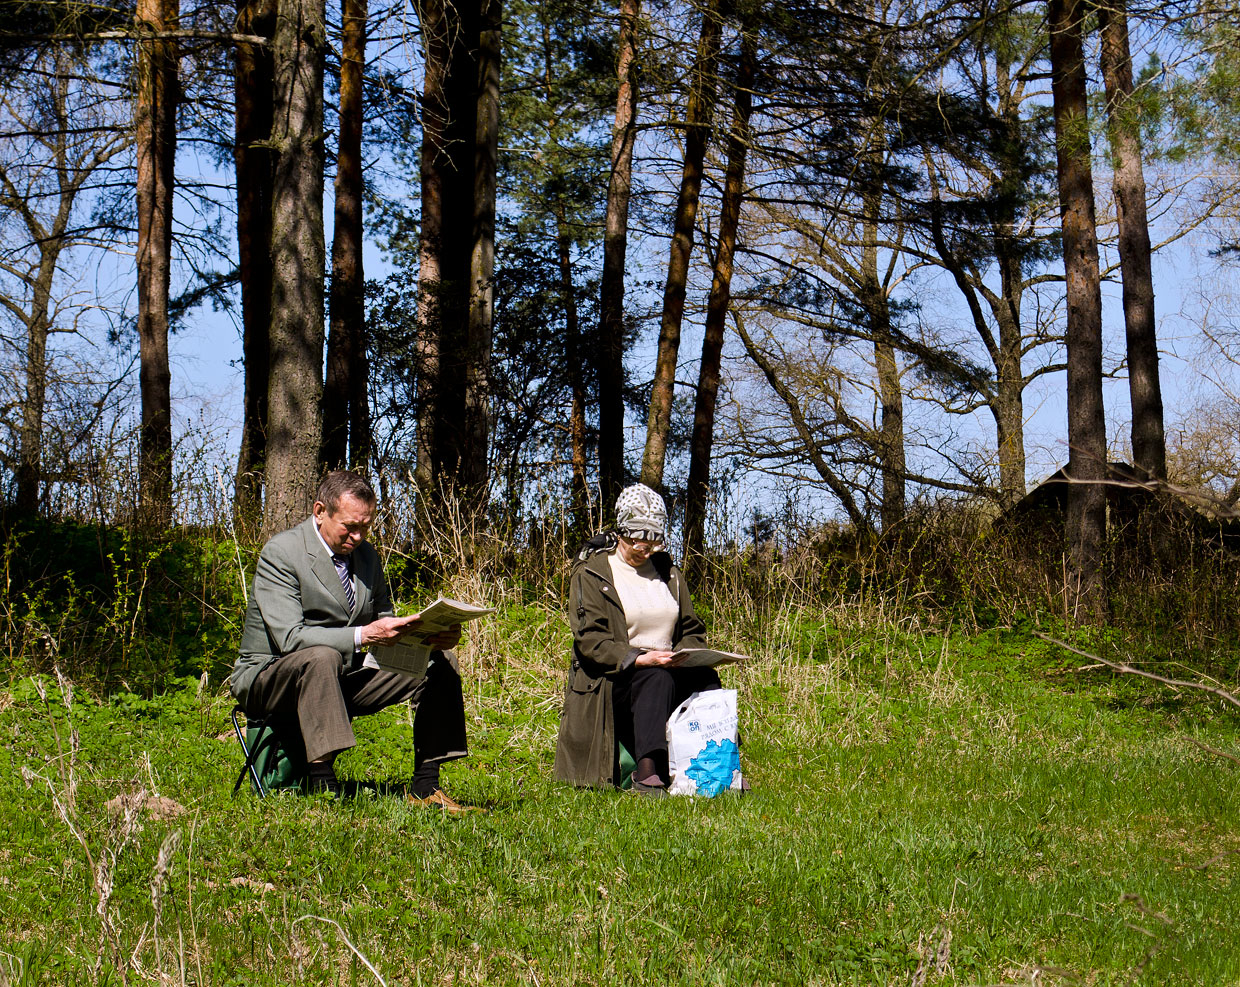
[
  {"xmin": 1035, "ymin": 633, "xmax": 1240, "ymax": 711},
  {"xmin": 1185, "ymin": 737, "xmax": 1240, "ymax": 766}
]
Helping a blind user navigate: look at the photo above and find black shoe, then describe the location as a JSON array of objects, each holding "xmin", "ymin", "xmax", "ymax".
[
  {"xmin": 306, "ymin": 768, "xmax": 342, "ymax": 798},
  {"xmin": 631, "ymin": 777, "xmax": 669, "ymax": 798}
]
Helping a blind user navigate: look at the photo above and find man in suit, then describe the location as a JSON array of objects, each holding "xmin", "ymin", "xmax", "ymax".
[{"xmin": 231, "ymin": 470, "xmax": 472, "ymax": 809}]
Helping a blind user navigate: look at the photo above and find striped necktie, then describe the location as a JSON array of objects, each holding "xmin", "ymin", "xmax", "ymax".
[{"xmin": 331, "ymin": 554, "xmax": 355, "ymax": 613}]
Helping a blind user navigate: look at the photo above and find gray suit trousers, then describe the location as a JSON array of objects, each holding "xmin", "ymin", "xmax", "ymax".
[{"xmin": 245, "ymin": 645, "xmax": 468, "ymax": 764}]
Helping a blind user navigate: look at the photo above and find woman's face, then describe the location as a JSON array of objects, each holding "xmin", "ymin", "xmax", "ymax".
[{"xmin": 616, "ymin": 534, "xmax": 662, "ymax": 566}]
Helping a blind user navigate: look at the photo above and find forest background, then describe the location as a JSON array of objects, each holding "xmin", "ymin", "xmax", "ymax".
[
  {"xmin": 2, "ymin": 0, "xmax": 1240, "ymax": 983},
  {"xmin": 2, "ymin": 0, "xmax": 1238, "ymax": 564}
]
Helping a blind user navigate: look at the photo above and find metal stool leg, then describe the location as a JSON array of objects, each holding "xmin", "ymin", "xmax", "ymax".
[{"xmin": 231, "ymin": 705, "xmax": 268, "ymax": 797}]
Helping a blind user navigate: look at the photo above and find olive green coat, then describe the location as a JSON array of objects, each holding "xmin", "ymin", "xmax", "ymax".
[{"xmin": 553, "ymin": 548, "xmax": 707, "ymax": 787}]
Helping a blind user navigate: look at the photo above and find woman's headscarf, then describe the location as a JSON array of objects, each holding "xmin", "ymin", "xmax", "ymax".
[{"xmin": 614, "ymin": 483, "xmax": 666, "ymax": 543}]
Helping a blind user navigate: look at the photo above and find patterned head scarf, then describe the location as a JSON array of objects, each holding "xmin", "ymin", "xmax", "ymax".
[{"xmin": 614, "ymin": 483, "xmax": 667, "ymax": 543}]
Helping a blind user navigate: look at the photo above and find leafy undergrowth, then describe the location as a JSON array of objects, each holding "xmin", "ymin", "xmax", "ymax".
[{"xmin": 1, "ymin": 623, "xmax": 1237, "ymax": 986}]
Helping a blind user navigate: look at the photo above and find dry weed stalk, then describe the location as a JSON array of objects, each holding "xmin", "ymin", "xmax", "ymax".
[
  {"xmin": 22, "ymin": 667, "xmax": 195, "ymax": 986},
  {"xmin": 292, "ymin": 916, "xmax": 387, "ymax": 986},
  {"xmin": 911, "ymin": 924, "xmax": 952, "ymax": 987},
  {"xmin": 24, "ymin": 670, "xmax": 144, "ymax": 980},
  {"xmin": 150, "ymin": 829, "xmax": 183, "ymax": 979}
]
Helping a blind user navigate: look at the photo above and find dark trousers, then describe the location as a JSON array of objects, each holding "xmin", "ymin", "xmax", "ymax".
[
  {"xmin": 612, "ymin": 665, "xmax": 721, "ymax": 762},
  {"xmin": 246, "ymin": 645, "xmax": 468, "ymax": 764}
]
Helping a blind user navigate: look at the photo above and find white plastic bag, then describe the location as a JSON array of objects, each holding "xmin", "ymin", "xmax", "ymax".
[{"xmin": 666, "ymin": 689, "xmax": 743, "ymax": 796}]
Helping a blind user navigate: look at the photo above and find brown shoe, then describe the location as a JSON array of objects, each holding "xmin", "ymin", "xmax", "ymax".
[{"xmin": 406, "ymin": 789, "xmax": 482, "ymax": 814}]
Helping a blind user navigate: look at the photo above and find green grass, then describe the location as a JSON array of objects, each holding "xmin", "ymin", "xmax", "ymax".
[{"xmin": 1, "ymin": 620, "xmax": 1238, "ymax": 986}]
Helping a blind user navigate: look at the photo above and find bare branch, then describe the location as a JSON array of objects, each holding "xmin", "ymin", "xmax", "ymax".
[{"xmin": 1037, "ymin": 633, "xmax": 1240, "ymax": 711}]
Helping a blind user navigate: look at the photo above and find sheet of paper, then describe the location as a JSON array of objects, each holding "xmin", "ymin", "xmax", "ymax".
[
  {"xmin": 371, "ymin": 597, "xmax": 494, "ymax": 679},
  {"xmin": 664, "ymin": 648, "xmax": 749, "ymax": 668}
]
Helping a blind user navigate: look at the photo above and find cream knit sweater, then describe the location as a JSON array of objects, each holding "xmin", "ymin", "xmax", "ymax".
[{"xmin": 607, "ymin": 552, "xmax": 678, "ymax": 650}]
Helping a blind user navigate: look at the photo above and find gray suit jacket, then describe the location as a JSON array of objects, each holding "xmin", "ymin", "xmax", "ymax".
[{"xmin": 230, "ymin": 517, "xmax": 392, "ymax": 706}]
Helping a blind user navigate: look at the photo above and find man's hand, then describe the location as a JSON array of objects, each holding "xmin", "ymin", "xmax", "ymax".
[
  {"xmin": 424, "ymin": 623, "xmax": 462, "ymax": 651},
  {"xmin": 362, "ymin": 616, "xmax": 463, "ymax": 651},
  {"xmin": 634, "ymin": 649, "xmax": 674, "ymax": 667},
  {"xmin": 359, "ymin": 614, "xmax": 422, "ymax": 647}
]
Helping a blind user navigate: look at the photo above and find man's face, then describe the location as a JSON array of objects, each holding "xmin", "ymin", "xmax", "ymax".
[{"xmin": 313, "ymin": 492, "xmax": 374, "ymax": 555}]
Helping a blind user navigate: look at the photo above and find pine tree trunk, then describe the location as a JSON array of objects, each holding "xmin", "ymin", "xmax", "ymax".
[
  {"xmin": 861, "ymin": 189, "xmax": 904, "ymax": 533},
  {"xmin": 993, "ymin": 241, "xmax": 1028, "ymax": 508},
  {"xmin": 1099, "ymin": 0, "xmax": 1165, "ymax": 481},
  {"xmin": 414, "ymin": 0, "xmax": 448, "ymax": 508},
  {"xmin": 1049, "ymin": 0, "xmax": 1107, "ymax": 619},
  {"xmin": 873, "ymin": 338, "xmax": 905, "ymax": 531},
  {"xmin": 345, "ymin": 0, "xmax": 371, "ymax": 471},
  {"xmin": 233, "ymin": 0, "xmax": 276, "ymax": 525},
  {"xmin": 541, "ymin": 32, "xmax": 589, "ymax": 535},
  {"xmin": 557, "ymin": 210, "xmax": 590, "ymax": 537},
  {"xmin": 17, "ymin": 298, "xmax": 50, "ymax": 515},
  {"xmin": 992, "ymin": 299, "xmax": 1028, "ymax": 508},
  {"xmin": 415, "ymin": 0, "xmax": 479, "ymax": 516},
  {"xmin": 597, "ymin": 0, "xmax": 641, "ymax": 509},
  {"xmin": 462, "ymin": 0, "xmax": 500, "ymax": 504},
  {"xmin": 135, "ymin": 0, "xmax": 178, "ymax": 527},
  {"xmin": 640, "ymin": 0, "xmax": 722, "ymax": 488},
  {"xmin": 684, "ymin": 29, "xmax": 754, "ymax": 575},
  {"xmin": 262, "ymin": 0, "xmax": 327, "ymax": 536},
  {"xmin": 993, "ymin": 51, "xmax": 1027, "ymax": 508},
  {"xmin": 323, "ymin": 0, "xmax": 367, "ymax": 472}
]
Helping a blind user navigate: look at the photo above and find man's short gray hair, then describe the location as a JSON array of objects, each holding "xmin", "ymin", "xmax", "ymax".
[{"xmin": 315, "ymin": 470, "xmax": 376, "ymax": 513}]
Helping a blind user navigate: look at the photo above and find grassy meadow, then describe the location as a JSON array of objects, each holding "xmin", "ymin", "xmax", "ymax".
[{"xmin": 3, "ymin": 580, "xmax": 1238, "ymax": 986}]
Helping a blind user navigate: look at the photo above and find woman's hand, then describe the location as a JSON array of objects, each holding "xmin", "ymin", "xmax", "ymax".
[{"xmin": 634, "ymin": 650, "xmax": 674, "ymax": 667}]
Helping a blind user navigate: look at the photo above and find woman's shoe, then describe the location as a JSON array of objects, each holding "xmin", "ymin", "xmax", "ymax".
[{"xmin": 631, "ymin": 776, "xmax": 669, "ymax": 797}]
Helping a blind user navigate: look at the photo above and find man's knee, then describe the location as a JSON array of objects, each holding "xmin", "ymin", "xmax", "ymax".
[
  {"xmin": 290, "ymin": 645, "xmax": 344, "ymax": 680},
  {"xmin": 430, "ymin": 649, "xmax": 460, "ymax": 677}
]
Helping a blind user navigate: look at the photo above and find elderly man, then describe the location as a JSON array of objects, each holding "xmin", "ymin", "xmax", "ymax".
[{"xmin": 231, "ymin": 470, "xmax": 471, "ymax": 809}]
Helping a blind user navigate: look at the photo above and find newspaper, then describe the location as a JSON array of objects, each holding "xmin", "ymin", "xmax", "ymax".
[
  {"xmin": 663, "ymin": 648, "xmax": 749, "ymax": 669},
  {"xmin": 372, "ymin": 597, "xmax": 495, "ymax": 679}
]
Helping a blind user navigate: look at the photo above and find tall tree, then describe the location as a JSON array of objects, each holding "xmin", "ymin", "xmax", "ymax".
[
  {"xmin": 684, "ymin": 25, "xmax": 755, "ymax": 573},
  {"xmin": 1048, "ymin": 0, "xmax": 1107, "ymax": 618},
  {"xmin": 489, "ymin": 0, "xmax": 613, "ymax": 532},
  {"xmin": 233, "ymin": 0, "xmax": 277, "ymax": 524},
  {"xmin": 416, "ymin": 0, "xmax": 468, "ymax": 506},
  {"xmin": 322, "ymin": 0, "xmax": 369, "ymax": 472},
  {"xmin": 641, "ymin": 0, "xmax": 723, "ymax": 489},
  {"xmin": 463, "ymin": 0, "xmax": 501, "ymax": 502},
  {"xmin": 413, "ymin": 0, "xmax": 449, "ymax": 508},
  {"xmin": 414, "ymin": 0, "xmax": 499, "ymax": 518},
  {"xmin": 862, "ymin": 183, "xmax": 906, "ymax": 534},
  {"xmin": 134, "ymin": 0, "xmax": 179, "ymax": 526},
  {"xmin": 597, "ymin": 0, "xmax": 642, "ymax": 508},
  {"xmin": 1098, "ymin": 0, "xmax": 1165, "ymax": 481},
  {"xmin": 0, "ymin": 48, "xmax": 129, "ymax": 514},
  {"xmin": 915, "ymin": 13, "xmax": 1063, "ymax": 509},
  {"xmin": 262, "ymin": 0, "xmax": 327, "ymax": 535}
]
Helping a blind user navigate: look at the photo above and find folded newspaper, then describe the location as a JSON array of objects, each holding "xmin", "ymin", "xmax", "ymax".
[
  {"xmin": 663, "ymin": 648, "xmax": 749, "ymax": 668},
  {"xmin": 372, "ymin": 597, "xmax": 495, "ymax": 679}
]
